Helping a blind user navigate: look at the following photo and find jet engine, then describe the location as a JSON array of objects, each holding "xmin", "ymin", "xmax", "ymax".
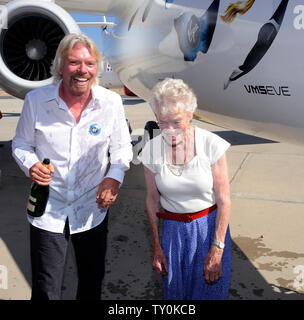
[{"xmin": 0, "ymin": 0, "xmax": 80, "ymax": 99}]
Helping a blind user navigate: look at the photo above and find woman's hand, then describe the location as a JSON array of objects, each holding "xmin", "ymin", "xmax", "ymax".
[
  {"xmin": 152, "ymin": 245, "xmax": 168, "ymax": 275},
  {"xmin": 203, "ymin": 246, "xmax": 223, "ymax": 284},
  {"xmin": 96, "ymin": 177, "xmax": 119, "ymax": 208}
]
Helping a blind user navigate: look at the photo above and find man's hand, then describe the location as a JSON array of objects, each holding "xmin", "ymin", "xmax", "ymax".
[
  {"xmin": 96, "ymin": 177, "xmax": 120, "ymax": 208},
  {"xmin": 30, "ymin": 161, "xmax": 55, "ymax": 186}
]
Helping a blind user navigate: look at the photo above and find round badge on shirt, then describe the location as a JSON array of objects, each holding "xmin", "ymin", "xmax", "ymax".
[{"xmin": 89, "ymin": 123, "xmax": 101, "ymax": 136}]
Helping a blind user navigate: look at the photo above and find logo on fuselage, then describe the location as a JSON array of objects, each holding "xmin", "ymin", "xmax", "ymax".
[
  {"xmin": 244, "ymin": 85, "xmax": 291, "ymax": 96},
  {"xmin": 187, "ymin": 15, "xmax": 200, "ymax": 48}
]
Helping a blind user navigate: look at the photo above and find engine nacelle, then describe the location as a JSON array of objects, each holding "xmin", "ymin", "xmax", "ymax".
[{"xmin": 0, "ymin": 0, "xmax": 80, "ymax": 99}]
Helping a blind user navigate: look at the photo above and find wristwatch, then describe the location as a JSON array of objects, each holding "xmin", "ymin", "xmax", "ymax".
[{"xmin": 212, "ymin": 239, "xmax": 225, "ymax": 249}]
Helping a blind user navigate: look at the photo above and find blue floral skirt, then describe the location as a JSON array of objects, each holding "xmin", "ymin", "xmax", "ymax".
[{"xmin": 161, "ymin": 209, "xmax": 231, "ymax": 300}]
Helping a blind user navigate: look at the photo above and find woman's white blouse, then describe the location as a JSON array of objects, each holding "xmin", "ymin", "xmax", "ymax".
[{"xmin": 138, "ymin": 126, "xmax": 230, "ymax": 213}]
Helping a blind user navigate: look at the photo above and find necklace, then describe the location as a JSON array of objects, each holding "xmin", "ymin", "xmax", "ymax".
[
  {"xmin": 167, "ymin": 162, "xmax": 186, "ymax": 176},
  {"xmin": 163, "ymin": 126, "xmax": 195, "ymax": 176}
]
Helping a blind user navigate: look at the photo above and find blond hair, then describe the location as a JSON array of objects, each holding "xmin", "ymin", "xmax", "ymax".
[
  {"xmin": 51, "ymin": 33, "xmax": 102, "ymax": 85},
  {"xmin": 149, "ymin": 78, "xmax": 197, "ymax": 115}
]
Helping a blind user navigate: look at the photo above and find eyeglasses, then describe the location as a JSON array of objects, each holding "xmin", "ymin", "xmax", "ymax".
[{"xmin": 157, "ymin": 120, "xmax": 183, "ymax": 128}]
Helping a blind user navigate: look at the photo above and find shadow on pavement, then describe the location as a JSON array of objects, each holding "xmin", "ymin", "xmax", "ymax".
[{"xmin": 215, "ymin": 131, "xmax": 278, "ymax": 146}]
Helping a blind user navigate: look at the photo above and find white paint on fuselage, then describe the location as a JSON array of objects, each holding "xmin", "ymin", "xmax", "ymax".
[{"xmin": 100, "ymin": 0, "xmax": 304, "ymax": 144}]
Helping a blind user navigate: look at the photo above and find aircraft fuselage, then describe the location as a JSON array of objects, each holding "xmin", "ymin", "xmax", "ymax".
[{"xmin": 99, "ymin": 0, "xmax": 304, "ymax": 144}]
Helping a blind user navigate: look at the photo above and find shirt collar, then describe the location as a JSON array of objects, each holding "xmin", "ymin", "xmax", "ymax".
[
  {"xmin": 43, "ymin": 81, "xmax": 102, "ymax": 110},
  {"xmin": 42, "ymin": 81, "xmax": 61, "ymax": 103}
]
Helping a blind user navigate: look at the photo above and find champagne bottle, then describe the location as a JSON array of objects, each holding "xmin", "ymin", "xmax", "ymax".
[{"xmin": 26, "ymin": 158, "xmax": 51, "ymax": 217}]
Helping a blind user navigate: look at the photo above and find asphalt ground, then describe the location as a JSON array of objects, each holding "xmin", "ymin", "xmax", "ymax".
[{"xmin": 0, "ymin": 93, "xmax": 304, "ymax": 300}]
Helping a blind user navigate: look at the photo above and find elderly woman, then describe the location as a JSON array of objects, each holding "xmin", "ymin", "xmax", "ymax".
[{"xmin": 139, "ymin": 78, "xmax": 231, "ymax": 300}]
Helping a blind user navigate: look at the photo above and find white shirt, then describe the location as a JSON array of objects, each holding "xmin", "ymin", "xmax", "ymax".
[
  {"xmin": 12, "ymin": 82, "xmax": 133, "ymax": 234},
  {"xmin": 138, "ymin": 126, "xmax": 230, "ymax": 213}
]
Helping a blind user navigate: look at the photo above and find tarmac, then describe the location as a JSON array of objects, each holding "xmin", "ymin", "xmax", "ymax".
[{"xmin": 0, "ymin": 92, "xmax": 304, "ymax": 300}]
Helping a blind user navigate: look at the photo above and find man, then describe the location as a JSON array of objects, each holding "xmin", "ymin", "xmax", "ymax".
[{"xmin": 12, "ymin": 34, "xmax": 133, "ymax": 300}]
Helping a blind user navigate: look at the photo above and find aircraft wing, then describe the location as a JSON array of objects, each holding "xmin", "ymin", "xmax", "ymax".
[{"xmin": 77, "ymin": 22, "xmax": 116, "ymax": 28}]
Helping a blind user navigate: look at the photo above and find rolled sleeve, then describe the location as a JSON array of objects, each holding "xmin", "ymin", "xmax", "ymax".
[{"xmin": 105, "ymin": 165, "xmax": 126, "ymax": 184}]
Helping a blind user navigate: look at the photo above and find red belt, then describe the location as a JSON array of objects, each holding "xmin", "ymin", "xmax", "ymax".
[{"xmin": 156, "ymin": 204, "xmax": 217, "ymax": 222}]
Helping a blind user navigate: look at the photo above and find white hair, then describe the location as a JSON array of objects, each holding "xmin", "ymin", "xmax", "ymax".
[{"xmin": 149, "ymin": 78, "xmax": 197, "ymax": 115}]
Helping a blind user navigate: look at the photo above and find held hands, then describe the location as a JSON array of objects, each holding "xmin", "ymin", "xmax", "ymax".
[
  {"xmin": 204, "ymin": 246, "xmax": 223, "ymax": 285},
  {"xmin": 30, "ymin": 161, "xmax": 55, "ymax": 186},
  {"xmin": 96, "ymin": 177, "xmax": 119, "ymax": 208}
]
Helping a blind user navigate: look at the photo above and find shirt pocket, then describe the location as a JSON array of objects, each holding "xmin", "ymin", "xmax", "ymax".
[{"xmin": 35, "ymin": 121, "xmax": 71, "ymax": 158}]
